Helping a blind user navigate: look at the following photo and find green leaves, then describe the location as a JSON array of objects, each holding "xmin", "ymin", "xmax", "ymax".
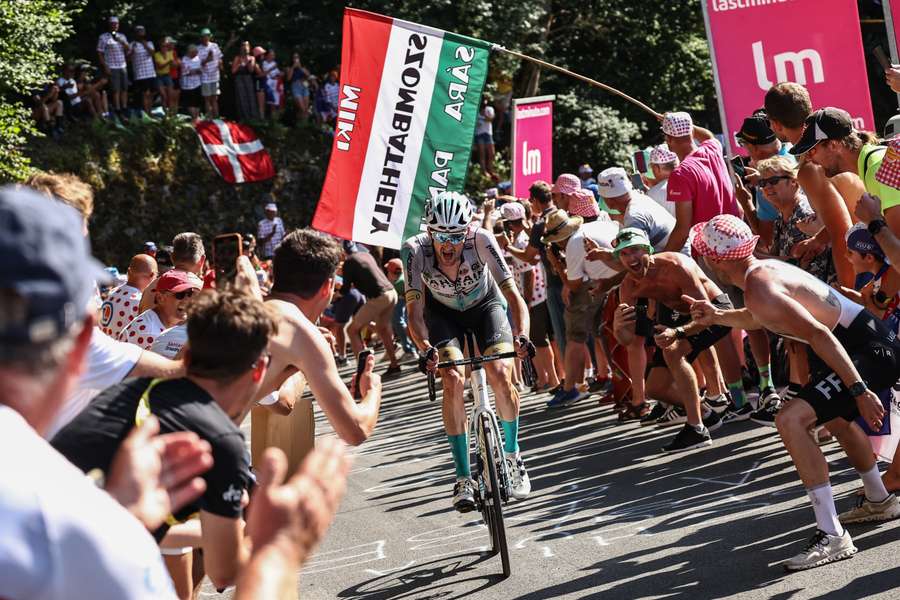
[{"xmin": 0, "ymin": 0, "xmax": 80, "ymax": 181}]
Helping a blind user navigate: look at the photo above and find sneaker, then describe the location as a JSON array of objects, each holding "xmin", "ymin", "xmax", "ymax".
[
  {"xmin": 702, "ymin": 408, "xmax": 723, "ymax": 433},
  {"xmin": 760, "ymin": 386, "xmax": 781, "ymax": 408},
  {"xmin": 383, "ymin": 365, "xmax": 402, "ymax": 377},
  {"xmin": 546, "ymin": 388, "xmax": 588, "ymax": 409},
  {"xmin": 783, "ymin": 529, "xmax": 857, "ymax": 571},
  {"xmin": 506, "ymin": 455, "xmax": 531, "ymax": 500},
  {"xmin": 546, "ymin": 383, "xmax": 565, "ymax": 397},
  {"xmin": 335, "ymin": 355, "xmax": 349, "ymax": 367},
  {"xmin": 721, "ymin": 402, "xmax": 754, "ymax": 424},
  {"xmin": 704, "ymin": 393, "xmax": 730, "ymax": 414},
  {"xmin": 838, "ymin": 493, "xmax": 900, "ymax": 525},
  {"xmin": 656, "ymin": 405, "xmax": 687, "ymax": 427},
  {"xmin": 750, "ymin": 396, "xmax": 782, "ymax": 427},
  {"xmin": 619, "ymin": 402, "xmax": 652, "ymax": 422},
  {"xmin": 588, "ymin": 377, "xmax": 613, "ymax": 395},
  {"xmin": 662, "ymin": 424, "xmax": 712, "ymax": 453},
  {"xmin": 452, "ymin": 479, "xmax": 477, "ymax": 513},
  {"xmin": 640, "ymin": 402, "xmax": 668, "ymax": 426}
]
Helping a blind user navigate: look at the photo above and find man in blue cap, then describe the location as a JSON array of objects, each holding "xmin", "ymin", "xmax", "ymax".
[{"xmin": 0, "ymin": 187, "xmax": 213, "ymax": 599}]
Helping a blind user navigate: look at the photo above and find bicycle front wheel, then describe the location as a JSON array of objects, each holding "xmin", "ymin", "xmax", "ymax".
[{"xmin": 478, "ymin": 414, "xmax": 511, "ymax": 577}]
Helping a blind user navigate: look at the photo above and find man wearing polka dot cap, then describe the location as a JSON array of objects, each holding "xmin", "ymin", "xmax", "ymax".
[
  {"xmin": 100, "ymin": 254, "xmax": 158, "ymax": 338},
  {"xmin": 685, "ymin": 214, "xmax": 900, "ymax": 571},
  {"xmin": 119, "ymin": 270, "xmax": 201, "ymax": 350}
]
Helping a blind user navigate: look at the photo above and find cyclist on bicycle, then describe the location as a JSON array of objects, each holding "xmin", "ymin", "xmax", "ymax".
[{"xmin": 403, "ymin": 191, "xmax": 534, "ymax": 512}]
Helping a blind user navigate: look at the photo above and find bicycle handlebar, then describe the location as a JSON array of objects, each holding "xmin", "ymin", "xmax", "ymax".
[{"xmin": 425, "ymin": 351, "xmax": 537, "ymax": 401}]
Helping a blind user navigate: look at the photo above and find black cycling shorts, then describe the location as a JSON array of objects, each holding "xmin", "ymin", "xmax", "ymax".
[
  {"xmin": 424, "ymin": 289, "xmax": 514, "ymax": 360},
  {"xmin": 648, "ymin": 294, "xmax": 733, "ymax": 369},
  {"xmin": 799, "ymin": 310, "xmax": 900, "ymax": 425}
]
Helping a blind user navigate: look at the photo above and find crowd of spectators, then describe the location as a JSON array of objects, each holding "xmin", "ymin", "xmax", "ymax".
[{"xmin": 33, "ymin": 15, "xmax": 346, "ymax": 134}]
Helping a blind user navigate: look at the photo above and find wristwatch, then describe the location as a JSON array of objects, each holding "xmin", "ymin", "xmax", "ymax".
[
  {"xmin": 868, "ymin": 219, "xmax": 887, "ymax": 236},
  {"xmin": 674, "ymin": 327, "xmax": 687, "ymax": 340},
  {"xmin": 848, "ymin": 381, "xmax": 868, "ymax": 397}
]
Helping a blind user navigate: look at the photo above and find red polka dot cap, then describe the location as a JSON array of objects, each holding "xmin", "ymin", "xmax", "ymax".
[{"xmin": 690, "ymin": 215, "xmax": 759, "ymax": 260}]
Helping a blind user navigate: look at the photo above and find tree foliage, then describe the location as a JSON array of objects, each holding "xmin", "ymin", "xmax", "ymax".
[{"xmin": 0, "ymin": 0, "xmax": 79, "ymax": 181}]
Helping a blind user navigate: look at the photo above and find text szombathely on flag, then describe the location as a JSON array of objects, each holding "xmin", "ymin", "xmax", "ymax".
[{"xmin": 313, "ymin": 8, "xmax": 491, "ymax": 249}]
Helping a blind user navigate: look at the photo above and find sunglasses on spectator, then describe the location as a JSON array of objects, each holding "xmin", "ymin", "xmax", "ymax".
[
  {"xmin": 758, "ymin": 175, "xmax": 791, "ymax": 188},
  {"xmin": 168, "ymin": 289, "xmax": 195, "ymax": 300},
  {"xmin": 611, "ymin": 230, "xmax": 641, "ymax": 248},
  {"xmin": 431, "ymin": 231, "xmax": 467, "ymax": 244}
]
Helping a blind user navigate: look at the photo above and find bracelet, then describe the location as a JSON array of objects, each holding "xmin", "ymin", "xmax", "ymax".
[
  {"xmin": 868, "ymin": 219, "xmax": 887, "ymax": 236},
  {"xmin": 674, "ymin": 327, "xmax": 687, "ymax": 340}
]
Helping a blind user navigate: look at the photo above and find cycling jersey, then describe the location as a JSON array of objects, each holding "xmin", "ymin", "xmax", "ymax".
[{"xmin": 402, "ymin": 228, "xmax": 514, "ymax": 311}]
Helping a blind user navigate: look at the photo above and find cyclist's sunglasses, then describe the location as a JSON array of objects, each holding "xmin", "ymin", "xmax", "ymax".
[
  {"xmin": 168, "ymin": 289, "xmax": 195, "ymax": 300},
  {"xmin": 431, "ymin": 231, "xmax": 467, "ymax": 244},
  {"xmin": 758, "ymin": 175, "xmax": 791, "ymax": 188}
]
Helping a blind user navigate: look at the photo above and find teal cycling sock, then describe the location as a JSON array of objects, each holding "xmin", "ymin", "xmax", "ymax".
[
  {"xmin": 727, "ymin": 381, "xmax": 745, "ymax": 408},
  {"xmin": 757, "ymin": 364, "xmax": 773, "ymax": 391},
  {"xmin": 447, "ymin": 434, "xmax": 470, "ymax": 478},
  {"xmin": 500, "ymin": 418, "xmax": 519, "ymax": 454}
]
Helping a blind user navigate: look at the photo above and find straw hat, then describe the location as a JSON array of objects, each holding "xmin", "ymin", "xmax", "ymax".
[{"xmin": 541, "ymin": 209, "xmax": 583, "ymax": 244}]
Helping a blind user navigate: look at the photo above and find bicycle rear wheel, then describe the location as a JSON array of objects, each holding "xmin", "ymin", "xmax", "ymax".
[{"xmin": 478, "ymin": 414, "xmax": 511, "ymax": 577}]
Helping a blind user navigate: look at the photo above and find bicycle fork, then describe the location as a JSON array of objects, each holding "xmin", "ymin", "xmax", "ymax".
[{"xmin": 469, "ymin": 366, "xmax": 511, "ymax": 504}]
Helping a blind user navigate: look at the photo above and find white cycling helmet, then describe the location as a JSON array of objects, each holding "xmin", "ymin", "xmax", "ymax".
[{"xmin": 424, "ymin": 191, "xmax": 473, "ymax": 233}]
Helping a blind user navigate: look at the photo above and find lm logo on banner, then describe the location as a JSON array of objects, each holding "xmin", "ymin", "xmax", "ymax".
[
  {"xmin": 702, "ymin": 0, "xmax": 873, "ymax": 155},
  {"xmin": 511, "ymin": 95, "xmax": 554, "ymax": 197}
]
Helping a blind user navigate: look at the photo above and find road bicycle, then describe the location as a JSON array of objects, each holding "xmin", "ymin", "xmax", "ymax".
[{"xmin": 426, "ymin": 334, "xmax": 535, "ymax": 578}]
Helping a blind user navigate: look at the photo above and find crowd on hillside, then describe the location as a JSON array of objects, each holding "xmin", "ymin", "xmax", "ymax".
[
  {"xmin": 9, "ymin": 11, "xmax": 900, "ymax": 600},
  {"xmin": 31, "ymin": 15, "xmax": 344, "ymax": 136}
]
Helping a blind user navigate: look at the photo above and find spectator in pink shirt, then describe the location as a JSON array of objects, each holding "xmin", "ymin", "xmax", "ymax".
[{"xmin": 661, "ymin": 111, "xmax": 741, "ymax": 254}]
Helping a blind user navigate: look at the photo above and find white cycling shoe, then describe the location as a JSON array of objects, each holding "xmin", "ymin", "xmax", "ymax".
[
  {"xmin": 452, "ymin": 478, "xmax": 476, "ymax": 513},
  {"xmin": 506, "ymin": 454, "xmax": 531, "ymax": 500}
]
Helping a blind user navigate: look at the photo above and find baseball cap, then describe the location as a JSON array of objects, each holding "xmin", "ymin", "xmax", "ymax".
[
  {"xmin": 596, "ymin": 167, "xmax": 633, "ymax": 199},
  {"xmin": 384, "ymin": 258, "xmax": 403, "ymax": 272},
  {"xmin": 143, "ymin": 241, "xmax": 157, "ymax": 253},
  {"xmin": 552, "ymin": 173, "xmax": 581, "ymax": 195},
  {"xmin": 789, "ymin": 107, "xmax": 854, "ymax": 155},
  {"xmin": 661, "ymin": 112, "xmax": 693, "ymax": 137},
  {"xmin": 0, "ymin": 187, "xmax": 111, "ymax": 344},
  {"xmin": 612, "ymin": 227, "xmax": 652, "ymax": 257},
  {"xmin": 500, "ymin": 202, "xmax": 526, "ymax": 221},
  {"xmin": 265, "ymin": 202, "xmax": 277, "ymax": 211},
  {"xmin": 845, "ymin": 222, "xmax": 886, "ymax": 261},
  {"xmin": 135, "ymin": 25, "xmax": 146, "ymax": 32},
  {"xmin": 252, "ymin": 46, "xmax": 265, "ymax": 57},
  {"xmin": 690, "ymin": 215, "xmax": 759, "ymax": 260},
  {"xmin": 157, "ymin": 270, "xmax": 202, "ymax": 294},
  {"xmin": 108, "ymin": 16, "xmax": 119, "ymax": 23},
  {"xmin": 578, "ymin": 164, "xmax": 593, "ymax": 175},
  {"xmin": 736, "ymin": 114, "xmax": 776, "ymax": 145},
  {"xmin": 649, "ymin": 145, "xmax": 678, "ymax": 165},
  {"xmin": 199, "ymin": 27, "xmax": 212, "ymax": 36}
]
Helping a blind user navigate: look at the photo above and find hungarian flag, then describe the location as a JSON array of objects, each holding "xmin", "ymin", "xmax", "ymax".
[
  {"xmin": 195, "ymin": 119, "xmax": 275, "ymax": 184},
  {"xmin": 313, "ymin": 8, "xmax": 491, "ymax": 249}
]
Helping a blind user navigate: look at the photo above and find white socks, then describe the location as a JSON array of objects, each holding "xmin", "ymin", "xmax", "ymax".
[
  {"xmin": 807, "ymin": 483, "xmax": 843, "ymax": 537},
  {"xmin": 859, "ymin": 464, "xmax": 889, "ymax": 503}
]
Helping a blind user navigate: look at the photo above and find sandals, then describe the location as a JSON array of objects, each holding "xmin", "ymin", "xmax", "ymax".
[{"xmin": 618, "ymin": 401, "xmax": 651, "ymax": 422}]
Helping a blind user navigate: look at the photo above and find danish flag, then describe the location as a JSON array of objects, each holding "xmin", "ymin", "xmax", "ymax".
[{"xmin": 195, "ymin": 119, "xmax": 275, "ymax": 184}]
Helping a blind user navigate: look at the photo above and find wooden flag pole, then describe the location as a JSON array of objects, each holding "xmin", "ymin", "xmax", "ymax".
[{"xmin": 493, "ymin": 45, "xmax": 661, "ymax": 120}]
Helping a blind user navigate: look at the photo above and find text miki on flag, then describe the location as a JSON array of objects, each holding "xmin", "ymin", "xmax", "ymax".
[{"xmin": 313, "ymin": 8, "xmax": 492, "ymax": 249}]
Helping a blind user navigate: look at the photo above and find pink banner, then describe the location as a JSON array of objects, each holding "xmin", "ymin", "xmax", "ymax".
[
  {"xmin": 704, "ymin": 0, "xmax": 874, "ymax": 155},
  {"xmin": 511, "ymin": 97, "xmax": 554, "ymax": 197}
]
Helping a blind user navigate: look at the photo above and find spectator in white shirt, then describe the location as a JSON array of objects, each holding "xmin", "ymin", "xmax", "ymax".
[
  {"xmin": 120, "ymin": 270, "xmax": 201, "ymax": 350},
  {"xmin": 645, "ymin": 144, "xmax": 679, "ymax": 217},
  {"xmin": 100, "ymin": 254, "xmax": 158, "ymax": 338},
  {"xmin": 257, "ymin": 202, "xmax": 286, "ymax": 259},
  {"xmin": 96, "ymin": 16, "xmax": 130, "ymax": 113},
  {"xmin": 129, "ymin": 26, "xmax": 158, "ymax": 115},
  {"xmin": 179, "ymin": 44, "xmax": 203, "ymax": 120},
  {"xmin": 197, "ymin": 28, "xmax": 223, "ymax": 118},
  {"xmin": 0, "ymin": 187, "xmax": 211, "ymax": 600}
]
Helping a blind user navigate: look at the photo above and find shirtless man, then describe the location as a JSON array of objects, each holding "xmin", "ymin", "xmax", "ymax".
[
  {"xmin": 610, "ymin": 228, "xmax": 731, "ymax": 453},
  {"xmin": 686, "ymin": 215, "xmax": 900, "ymax": 571},
  {"xmin": 257, "ymin": 229, "xmax": 382, "ymax": 446}
]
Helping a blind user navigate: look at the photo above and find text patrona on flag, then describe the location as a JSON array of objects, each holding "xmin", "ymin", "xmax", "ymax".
[{"xmin": 313, "ymin": 8, "xmax": 491, "ymax": 249}]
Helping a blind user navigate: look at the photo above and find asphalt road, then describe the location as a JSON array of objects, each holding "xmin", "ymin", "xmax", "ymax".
[{"xmin": 205, "ymin": 354, "xmax": 900, "ymax": 599}]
